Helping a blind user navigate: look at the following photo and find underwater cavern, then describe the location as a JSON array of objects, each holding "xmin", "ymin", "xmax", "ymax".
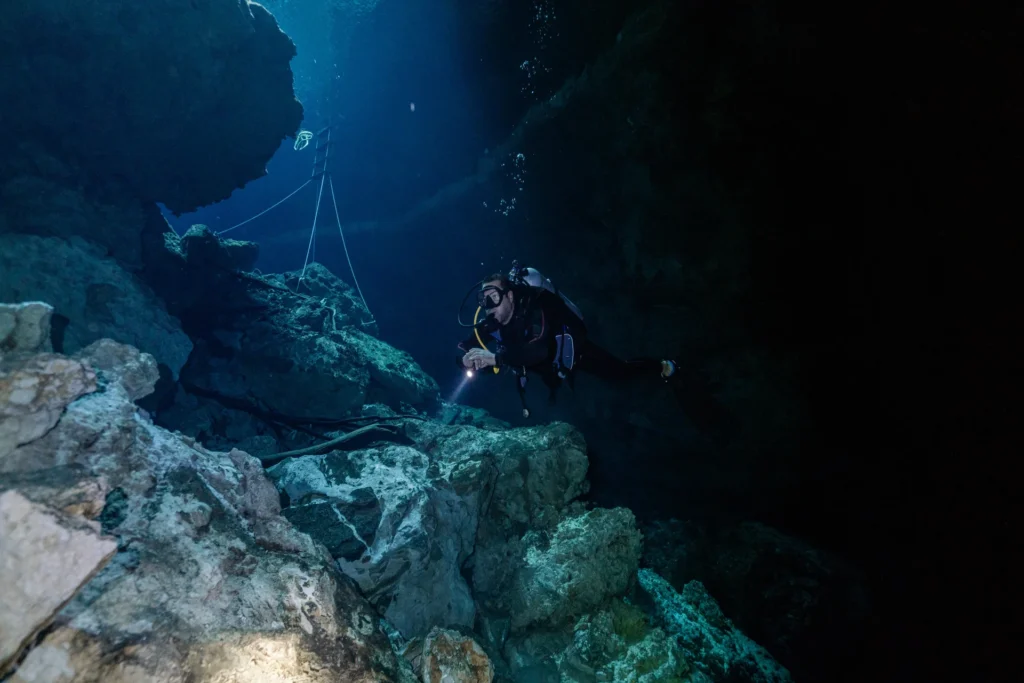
[{"xmin": 0, "ymin": 1, "xmax": 1017, "ymax": 682}]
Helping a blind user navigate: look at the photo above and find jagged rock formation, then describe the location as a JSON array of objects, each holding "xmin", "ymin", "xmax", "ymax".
[
  {"xmin": 268, "ymin": 419, "xmax": 591, "ymax": 638},
  {"xmin": 0, "ymin": 308, "xmax": 412, "ymax": 682},
  {"xmin": 506, "ymin": 507, "xmax": 642, "ymax": 631},
  {"xmin": 502, "ymin": 597, "xmax": 689, "ymax": 683},
  {"xmin": 637, "ymin": 569, "xmax": 792, "ymax": 683},
  {"xmin": 264, "ymin": 406, "xmax": 792, "ymax": 682},
  {"xmin": 0, "ymin": 0, "xmax": 303, "ymax": 214},
  {"xmin": 142, "ymin": 227, "xmax": 439, "ymax": 422}
]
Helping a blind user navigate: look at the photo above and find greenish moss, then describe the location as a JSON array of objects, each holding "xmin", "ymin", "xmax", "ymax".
[{"xmin": 611, "ymin": 599, "xmax": 649, "ymax": 644}]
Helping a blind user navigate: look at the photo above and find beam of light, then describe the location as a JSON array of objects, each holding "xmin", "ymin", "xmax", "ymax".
[{"xmin": 448, "ymin": 370, "xmax": 475, "ymax": 404}]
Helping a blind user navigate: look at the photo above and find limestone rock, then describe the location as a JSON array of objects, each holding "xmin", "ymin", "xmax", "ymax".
[
  {"xmin": 506, "ymin": 508, "xmax": 642, "ymax": 631},
  {"xmin": 636, "ymin": 569, "xmax": 792, "ymax": 683},
  {"xmin": 0, "ymin": 0, "xmax": 303, "ymax": 214},
  {"xmin": 0, "ymin": 490, "xmax": 117, "ymax": 676},
  {"xmin": 74, "ymin": 339, "xmax": 160, "ymax": 403},
  {"xmin": 338, "ymin": 326, "xmax": 441, "ymax": 409},
  {"xmin": 503, "ymin": 598, "xmax": 689, "ymax": 683},
  {"xmin": 167, "ymin": 258, "xmax": 437, "ymax": 419},
  {"xmin": 0, "ymin": 339, "xmax": 409, "ymax": 682},
  {"xmin": 0, "ymin": 466, "xmax": 109, "ymax": 519},
  {"xmin": 421, "ymin": 628, "xmax": 494, "ymax": 683},
  {"xmin": 271, "ymin": 444, "xmax": 481, "ymax": 638},
  {"xmin": 407, "ymin": 420, "xmax": 590, "ymax": 604},
  {"xmin": 0, "ymin": 234, "xmax": 192, "ymax": 377},
  {"xmin": 180, "ymin": 224, "xmax": 260, "ymax": 272},
  {"xmin": 0, "ymin": 302, "xmax": 53, "ymax": 355},
  {"xmin": 269, "ymin": 262, "xmax": 374, "ymax": 323},
  {"xmin": 269, "ymin": 419, "xmax": 592, "ymax": 640},
  {"xmin": 0, "ymin": 353, "xmax": 96, "ymax": 460}
]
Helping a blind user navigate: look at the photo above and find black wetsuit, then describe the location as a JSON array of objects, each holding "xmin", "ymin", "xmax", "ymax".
[{"xmin": 456, "ymin": 286, "xmax": 662, "ymax": 392}]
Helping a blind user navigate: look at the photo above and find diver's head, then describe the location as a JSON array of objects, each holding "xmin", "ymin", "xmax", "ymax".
[{"xmin": 478, "ymin": 273, "xmax": 515, "ymax": 325}]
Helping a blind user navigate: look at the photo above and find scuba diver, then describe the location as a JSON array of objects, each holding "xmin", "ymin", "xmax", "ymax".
[{"xmin": 457, "ymin": 261, "xmax": 678, "ymax": 417}]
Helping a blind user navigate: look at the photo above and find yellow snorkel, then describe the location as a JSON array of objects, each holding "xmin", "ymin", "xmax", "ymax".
[{"xmin": 473, "ymin": 306, "xmax": 500, "ymax": 374}]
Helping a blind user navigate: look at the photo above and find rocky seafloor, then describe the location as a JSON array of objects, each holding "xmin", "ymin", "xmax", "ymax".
[{"xmin": 0, "ymin": 243, "xmax": 862, "ymax": 682}]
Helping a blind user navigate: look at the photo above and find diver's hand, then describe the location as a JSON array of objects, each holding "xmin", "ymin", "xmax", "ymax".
[{"xmin": 463, "ymin": 348, "xmax": 497, "ymax": 370}]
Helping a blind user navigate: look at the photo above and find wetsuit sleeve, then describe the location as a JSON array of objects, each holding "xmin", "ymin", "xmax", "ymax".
[{"xmin": 455, "ymin": 319, "xmax": 497, "ymax": 367}]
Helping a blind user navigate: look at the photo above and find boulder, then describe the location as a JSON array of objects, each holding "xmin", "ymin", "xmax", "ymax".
[
  {"xmin": 0, "ymin": 302, "xmax": 53, "ymax": 355},
  {"xmin": 0, "ymin": 490, "xmax": 117, "ymax": 676},
  {"xmin": 73, "ymin": 338, "xmax": 160, "ymax": 403},
  {"xmin": 180, "ymin": 224, "xmax": 260, "ymax": 272},
  {"xmin": 0, "ymin": 353, "xmax": 96, "ymax": 460},
  {"xmin": 0, "ymin": 333, "xmax": 410, "ymax": 682},
  {"xmin": 268, "ymin": 419, "xmax": 591, "ymax": 640},
  {"xmin": 270, "ymin": 443, "xmax": 482, "ymax": 638},
  {"xmin": 503, "ymin": 598, "xmax": 688, "ymax": 683},
  {"xmin": 421, "ymin": 628, "xmax": 494, "ymax": 683},
  {"xmin": 0, "ymin": 234, "xmax": 192, "ymax": 378},
  {"xmin": 0, "ymin": 465, "xmax": 110, "ymax": 519},
  {"xmin": 0, "ymin": 0, "xmax": 303, "ymax": 214},
  {"xmin": 152, "ymin": 252, "xmax": 438, "ymax": 418},
  {"xmin": 636, "ymin": 569, "xmax": 792, "ymax": 683},
  {"xmin": 505, "ymin": 508, "xmax": 643, "ymax": 632}
]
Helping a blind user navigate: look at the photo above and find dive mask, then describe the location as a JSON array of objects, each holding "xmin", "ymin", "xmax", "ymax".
[{"xmin": 477, "ymin": 286, "xmax": 506, "ymax": 310}]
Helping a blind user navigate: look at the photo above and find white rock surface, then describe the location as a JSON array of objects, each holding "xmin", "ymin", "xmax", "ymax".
[
  {"xmin": 0, "ymin": 333, "xmax": 410, "ymax": 682},
  {"xmin": 0, "ymin": 490, "xmax": 117, "ymax": 676}
]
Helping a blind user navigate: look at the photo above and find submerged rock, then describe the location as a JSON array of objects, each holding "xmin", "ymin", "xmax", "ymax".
[
  {"xmin": 0, "ymin": 490, "xmax": 117, "ymax": 676},
  {"xmin": 0, "ymin": 352, "xmax": 96, "ymax": 460},
  {"xmin": 0, "ymin": 326, "xmax": 410, "ymax": 682},
  {"xmin": 268, "ymin": 419, "xmax": 592, "ymax": 641},
  {"xmin": 0, "ymin": 0, "xmax": 303, "ymax": 214},
  {"xmin": 506, "ymin": 507, "xmax": 643, "ymax": 631},
  {"xmin": 0, "ymin": 234, "xmax": 192, "ymax": 377},
  {"xmin": 180, "ymin": 224, "xmax": 260, "ymax": 272},
  {"xmin": 636, "ymin": 569, "xmax": 792, "ymax": 683},
  {"xmin": 0, "ymin": 302, "xmax": 53, "ymax": 355},
  {"xmin": 421, "ymin": 628, "xmax": 495, "ymax": 683},
  {"xmin": 271, "ymin": 443, "xmax": 482, "ymax": 638},
  {"xmin": 147, "ymin": 243, "xmax": 439, "ymax": 419}
]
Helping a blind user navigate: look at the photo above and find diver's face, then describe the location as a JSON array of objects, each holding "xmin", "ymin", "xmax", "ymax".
[{"xmin": 482, "ymin": 280, "xmax": 514, "ymax": 325}]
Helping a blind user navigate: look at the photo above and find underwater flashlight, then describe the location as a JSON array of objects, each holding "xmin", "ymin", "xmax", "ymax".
[{"xmin": 466, "ymin": 370, "xmax": 475, "ymax": 378}]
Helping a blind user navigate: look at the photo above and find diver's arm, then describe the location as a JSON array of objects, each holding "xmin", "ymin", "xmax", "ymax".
[{"xmin": 455, "ymin": 319, "xmax": 497, "ymax": 368}]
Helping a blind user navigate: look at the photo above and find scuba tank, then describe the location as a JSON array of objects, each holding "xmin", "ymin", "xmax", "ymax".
[{"xmin": 507, "ymin": 261, "xmax": 584, "ymax": 321}]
